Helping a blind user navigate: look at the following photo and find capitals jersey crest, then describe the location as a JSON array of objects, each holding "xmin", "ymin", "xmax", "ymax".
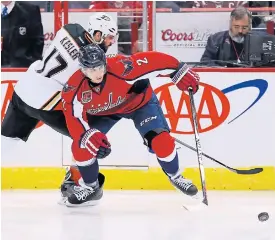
[{"xmin": 81, "ymin": 90, "xmax": 93, "ymax": 103}]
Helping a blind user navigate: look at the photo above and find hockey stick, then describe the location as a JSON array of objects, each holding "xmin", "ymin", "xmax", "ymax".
[
  {"xmin": 188, "ymin": 89, "xmax": 208, "ymax": 206},
  {"xmin": 170, "ymin": 64, "xmax": 262, "ymax": 176},
  {"xmin": 175, "ymin": 137, "xmax": 263, "ymax": 175}
]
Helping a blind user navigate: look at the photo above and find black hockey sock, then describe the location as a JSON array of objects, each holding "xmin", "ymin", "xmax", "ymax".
[
  {"xmin": 77, "ymin": 159, "xmax": 99, "ymax": 185},
  {"xmin": 157, "ymin": 152, "xmax": 179, "ymax": 175}
]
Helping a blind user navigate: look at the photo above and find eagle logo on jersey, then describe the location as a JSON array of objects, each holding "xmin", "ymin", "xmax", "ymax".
[
  {"xmin": 120, "ymin": 58, "xmax": 134, "ymax": 77},
  {"xmin": 81, "ymin": 90, "xmax": 93, "ymax": 103}
]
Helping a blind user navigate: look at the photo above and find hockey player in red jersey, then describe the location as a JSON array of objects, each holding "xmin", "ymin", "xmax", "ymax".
[{"xmin": 61, "ymin": 44, "xmax": 200, "ymax": 207}]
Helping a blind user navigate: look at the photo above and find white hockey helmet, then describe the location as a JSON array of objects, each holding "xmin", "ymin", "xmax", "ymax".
[{"xmin": 87, "ymin": 13, "xmax": 118, "ymax": 44}]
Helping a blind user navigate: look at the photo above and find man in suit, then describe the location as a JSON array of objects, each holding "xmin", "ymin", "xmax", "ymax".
[
  {"xmin": 200, "ymin": 6, "xmax": 252, "ymax": 63},
  {"xmin": 1, "ymin": 1, "xmax": 44, "ymax": 67}
]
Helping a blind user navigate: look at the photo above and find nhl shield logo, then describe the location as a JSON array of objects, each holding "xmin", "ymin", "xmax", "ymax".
[
  {"xmin": 81, "ymin": 90, "xmax": 92, "ymax": 103},
  {"xmin": 19, "ymin": 27, "xmax": 26, "ymax": 35}
]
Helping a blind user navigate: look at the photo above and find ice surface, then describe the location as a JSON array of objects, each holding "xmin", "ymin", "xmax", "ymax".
[{"xmin": 1, "ymin": 190, "xmax": 275, "ymax": 240}]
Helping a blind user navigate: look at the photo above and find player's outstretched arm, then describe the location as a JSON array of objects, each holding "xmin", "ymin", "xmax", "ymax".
[
  {"xmin": 107, "ymin": 51, "xmax": 200, "ymax": 93},
  {"xmin": 107, "ymin": 51, "xmax": 180, "ymax": 80}
]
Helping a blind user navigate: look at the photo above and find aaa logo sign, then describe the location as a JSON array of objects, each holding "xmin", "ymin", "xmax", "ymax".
[
  {"xmin": 154, "ymin": 79, "xmax": 268, "ymax": 134},
  {"xmin": 154, "ymin": 82, "xmax": 230, "ymax": 134}
]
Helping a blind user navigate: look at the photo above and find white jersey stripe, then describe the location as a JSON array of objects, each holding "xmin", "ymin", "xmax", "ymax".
[{"xmin": 72, "ymin": 94, "xmax": 90, "ymax": 132}]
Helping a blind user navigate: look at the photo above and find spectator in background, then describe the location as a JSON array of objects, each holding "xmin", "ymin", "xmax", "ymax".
[
  {"xmin": 201, "ymin": 6, "xmax": 252, "ymax": 63},
  {"xmin": 1, "ymin": 1, "xmax": 44, "ymax": 67},
  {"xmin": 192, "ymin": 1, "xmax": 248, "ymax": 8},
  {"xmin": 249, "ymin": 1, "xmax": 273, "ymax": 29},
  {"xmin": 175, "ymin": 1, "xmax": 194, "ymax": 8},
  {"xmin": 156, "ymin": 1, "xmax": 181, "ymax": 12},
  {"xmin": 68, "ymin": 1, "xmax": 91, "ymax": 9}
]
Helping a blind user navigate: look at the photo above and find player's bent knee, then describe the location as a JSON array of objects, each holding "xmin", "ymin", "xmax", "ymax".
[
  {"xmin": 144, "ymin": 128, "xmax": 168, "ymax": 148},
  {"xmin": 150, "ymin": 132, "xmax": 176, "ymax": 161}
]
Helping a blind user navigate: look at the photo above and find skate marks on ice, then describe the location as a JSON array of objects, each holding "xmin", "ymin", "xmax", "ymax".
[{"xmin": 1, "ymin": 190, "xmax": 275, "ymax": 240}]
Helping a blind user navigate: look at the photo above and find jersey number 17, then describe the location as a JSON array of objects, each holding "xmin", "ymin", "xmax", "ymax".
[{"xmin": 36, "ymin": 48, "xmax": 68, "ymax": 78}]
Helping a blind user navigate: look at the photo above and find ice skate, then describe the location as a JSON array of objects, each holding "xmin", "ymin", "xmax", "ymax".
[
  {"xmin": 65, "ymin": 172, "xmax": 105, "ymax": 207},
  {"xmin": 59, "ymin": 167, "xmax": 78, "ymax": 205},
  {"xmin": 65, "ymin": 180, "xmax": 103, "ymax": 207},
  {"xmin": 169, "ymin": 171, "xmax": 198, "ymax": 196}
]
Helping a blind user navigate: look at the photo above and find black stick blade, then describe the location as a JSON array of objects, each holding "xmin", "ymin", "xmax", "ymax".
[{"xmin": 235, "ymin": 168, "xmax": 263, "ymax": 175}]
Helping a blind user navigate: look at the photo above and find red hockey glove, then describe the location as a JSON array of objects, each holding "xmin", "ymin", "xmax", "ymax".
[
  {"xmin": 171, "ymin": 63, "xmax": 200, "ymax": 93},
  {"xmin": 71, "ymin": 141, "xmax": 111, "ymax": 161},
  {"xmin": 80, "ymin": 128, "xmax": 111, "ymax": 158}
]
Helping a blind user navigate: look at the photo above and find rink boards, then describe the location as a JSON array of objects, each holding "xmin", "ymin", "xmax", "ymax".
[{"xmin": 1, "ymin": 69, "xmax": 275, "ymax": 190}]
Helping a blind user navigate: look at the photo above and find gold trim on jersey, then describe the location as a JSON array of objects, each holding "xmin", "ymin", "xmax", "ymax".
[{"xmin": 40, "ymin": 91, "xmax": 61, "ymax": 111}]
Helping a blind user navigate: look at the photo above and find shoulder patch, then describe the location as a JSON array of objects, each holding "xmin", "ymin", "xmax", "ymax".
[{"xmin": 119, "ymin": 58, "xmax": 134, "ymax": 76}]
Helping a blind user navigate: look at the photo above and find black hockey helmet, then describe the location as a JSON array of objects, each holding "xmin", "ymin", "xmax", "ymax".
[{"xmin": 78, "ymin": 43, "xmax": 106, "ymax": 69}]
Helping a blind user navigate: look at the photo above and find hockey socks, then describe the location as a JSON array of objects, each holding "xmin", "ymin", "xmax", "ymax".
[
  {"xmin": 157, "ymin": 150, "xmax": 179, "ymax": 175},
  {"xmin": 77, "ymin": 158, "xmax": 99, "ymax": 185},
  {"xmin": 151, "ymin": 132, "xmax": 179, "ymax": 175}
]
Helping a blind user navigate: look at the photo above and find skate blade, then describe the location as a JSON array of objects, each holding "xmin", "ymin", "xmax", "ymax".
[
  {"xmin": 182, "ymin": 194, "xmax": 208, "ymax": 211},
  {"xmin": 182, "ymin": 200, "xmax": 208, "ymax": 211},
  {"xmin": 173, "ymin": 189, "xmax": 208, "ymax": 211},
  {"xmin": 65, "ymin": 199, "xmax": 101, "ymax": 208}
]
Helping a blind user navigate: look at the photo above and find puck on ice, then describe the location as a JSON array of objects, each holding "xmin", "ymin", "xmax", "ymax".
[{"xmin": 258, "ymin": 212, "xmax": 269, "ymax": 222}]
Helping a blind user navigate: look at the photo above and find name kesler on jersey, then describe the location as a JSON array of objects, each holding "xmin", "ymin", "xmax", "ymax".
[{"xmin": 60, "ymin": 36, "xmax": 79, "ymax": 60}]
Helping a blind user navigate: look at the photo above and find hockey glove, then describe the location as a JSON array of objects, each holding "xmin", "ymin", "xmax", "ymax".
[
  {"xmin": 72, "ymin": 141, "xmax": 111, "ymax": 161},
  {"xmin": 81, "ymin": 128, "xmax": 111, "ymax": 158},
  {"xmin": 97, "ymin": 146, "xmax": 112, "ymax": 159},
  {"xmin": 170, "ymin": 62, "xmax": 200, "ymax": 93}
]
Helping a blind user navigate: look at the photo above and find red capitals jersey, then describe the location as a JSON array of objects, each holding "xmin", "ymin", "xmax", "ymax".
[{"xmin": 62, "ymin": 51, "xmax": 179, "ymax": 141}]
